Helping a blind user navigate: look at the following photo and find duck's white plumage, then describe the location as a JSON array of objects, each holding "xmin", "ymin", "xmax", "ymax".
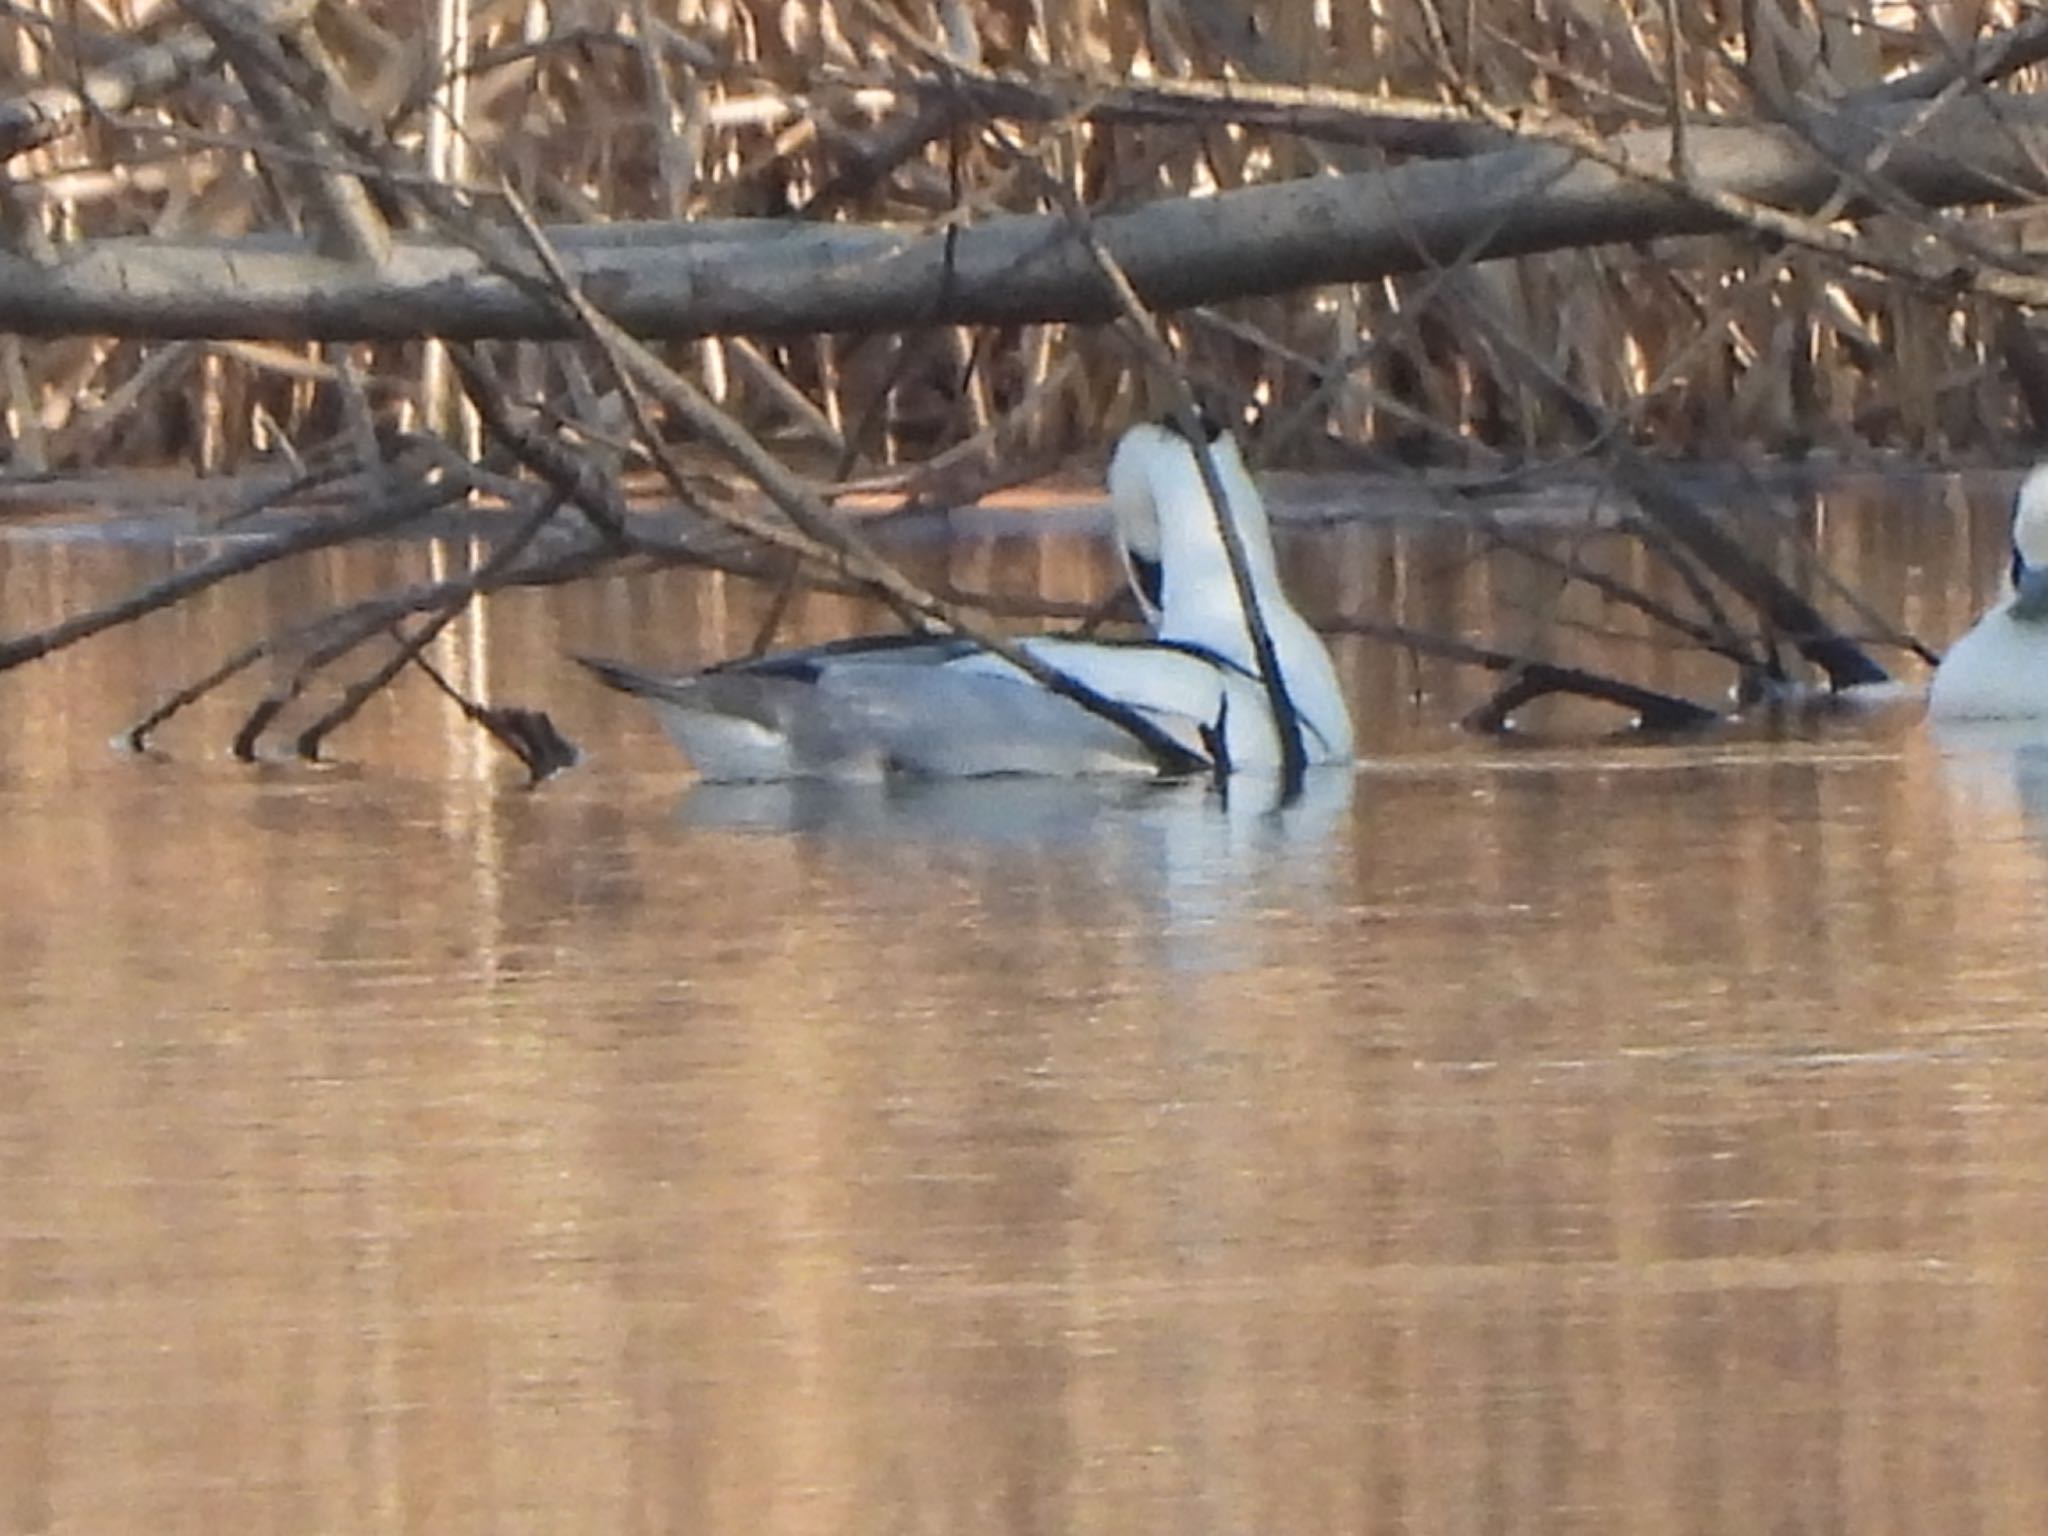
[
  {"xmin": 582, "ymin": 422, "xmax": 1354, "ymax": 780},
  {"xmin": 1107, "ymin": 424, "xmax": 1353, "ymax": 764},
  {"xmin": 1928, "ymin": 464, "xmax": 2048, "ymax": 721}
]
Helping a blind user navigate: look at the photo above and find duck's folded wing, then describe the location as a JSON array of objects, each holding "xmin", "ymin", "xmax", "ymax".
[
  {"xmin": 579, "ymin": 647, "xmax": 1214, "ymax": 779},
  {"xmin": 814, "ymin": 662, "xmax": 1209, "ymax": 777}
]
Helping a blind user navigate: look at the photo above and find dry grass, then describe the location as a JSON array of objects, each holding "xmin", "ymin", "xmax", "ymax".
[{"xmin": 0, "ymin": 0, "xmax": 2043, "ymax": 481}]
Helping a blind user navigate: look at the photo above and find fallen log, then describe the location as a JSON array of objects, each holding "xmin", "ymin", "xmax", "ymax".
[{"xmin": 0, "ymin": 92, "xmax": 2042, "ymax": 341}]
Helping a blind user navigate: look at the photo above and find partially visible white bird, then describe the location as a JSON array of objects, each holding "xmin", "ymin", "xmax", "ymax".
[
  {"xmin": 579, "ymin": 420, "xmax": 1354, "ymax": 780},
  {"xmin": 1928, "ymin": 463, "xmax": 2048, "ymax": 721}
]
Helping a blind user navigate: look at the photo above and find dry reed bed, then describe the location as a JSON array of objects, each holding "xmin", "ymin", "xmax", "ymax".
[{"xmin": 0, "ymin": 0, "xmax": 2043, "ymax": 480}]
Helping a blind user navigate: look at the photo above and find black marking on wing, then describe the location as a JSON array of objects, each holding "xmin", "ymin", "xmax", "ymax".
[
  {"xmin": 753, "ymin": 656, "xmax": 824, "ymax": 683},
  {"xmin": 713, "ymin": 632, "xmax": 974, "ymax": 681},
  {"xmin": 1053, "ymin": 633, "xmax": 1260, "ymax": 680}
]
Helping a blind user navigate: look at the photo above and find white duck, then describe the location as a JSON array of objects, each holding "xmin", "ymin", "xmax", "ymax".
[
  {"xmin": 1928, "ymin": 463, "xmax": 2048, "ymax": 721},
  {"xmin": 579, "ymin": 420, "xmax": 1354, "ymax": 780},
  {"xmin": 1104, "ymin": 422, "xmax": 1353, "ymax": 763}
]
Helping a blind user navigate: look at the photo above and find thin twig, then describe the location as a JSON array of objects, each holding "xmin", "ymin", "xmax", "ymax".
[
  {"xmin": 291, "ymin": 486, "xmax": 570, "ymax": 758},
  {"xmin": 0, "ymin": 476, "xmax": 460, "ymax": 673}
]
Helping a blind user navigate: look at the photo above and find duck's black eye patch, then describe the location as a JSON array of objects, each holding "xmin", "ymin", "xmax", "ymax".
[{"xmin": 1129, "ymin": 552, "xmax": 1164, "ymax": 612}]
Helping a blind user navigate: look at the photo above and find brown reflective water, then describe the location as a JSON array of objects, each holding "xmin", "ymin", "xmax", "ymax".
[{"xmin": 5, "ymin": 473, "xmax": 2048, "ymax": 1534}]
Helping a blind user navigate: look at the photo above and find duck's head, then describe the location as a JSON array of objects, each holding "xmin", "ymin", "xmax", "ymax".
[
  {"xmin": 1107, "ymin": 423, "xmax": 1174, "ymax": 621},
  {"xmin": 1107, "ymin": 414, "xmax": 1266, "ymax": 622}
]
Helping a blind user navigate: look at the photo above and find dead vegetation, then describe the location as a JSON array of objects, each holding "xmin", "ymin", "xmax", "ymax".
[{"xmin": 1, "ymin": 0, "xmax": 2046, "ymax": 771}]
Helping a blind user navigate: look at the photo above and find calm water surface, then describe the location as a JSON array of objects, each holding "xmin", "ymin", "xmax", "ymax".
[{"xmin": 4, "ymin": 472, "xmax": 2048, "ymax": 1534}]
